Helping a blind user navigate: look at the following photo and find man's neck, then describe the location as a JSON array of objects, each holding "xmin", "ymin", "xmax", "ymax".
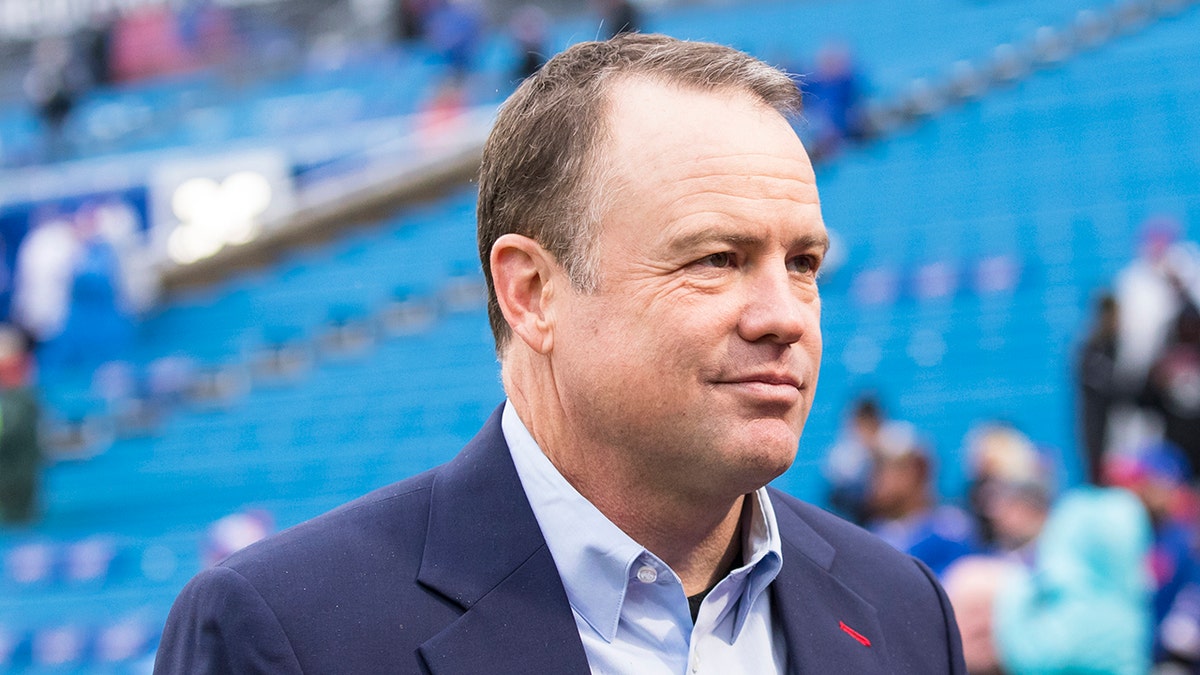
[
  {"xmin": 504, "ymin": 364, "xmax": 751, "ymax": 596},
  {"xmin": 536, "ymin": 417, "xmax": 748, "ymax": 595},
  {"xmin": 598, "ymin": 490, "xmax": 747, "ymax": 597}
]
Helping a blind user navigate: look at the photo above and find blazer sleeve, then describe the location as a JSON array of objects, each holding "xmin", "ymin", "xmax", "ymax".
[
  {"xmin": 914, "ymin": 557, "xmax": 968, "ymax": 675},
  {"xmin": 154, "ymin": 565, "xmax": 304, "ymax": 675}
]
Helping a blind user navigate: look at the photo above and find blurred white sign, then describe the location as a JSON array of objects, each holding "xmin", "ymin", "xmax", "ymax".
[{"xmin": 147, "ymin": 149, "xmax": 294, "ymax": 267}]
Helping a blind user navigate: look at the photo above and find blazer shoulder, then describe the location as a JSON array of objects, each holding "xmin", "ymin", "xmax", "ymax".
[
  {"xmin": 219, "ymin": 467, "xmax": 439, "ymax": 582},
  {"xmin": 155, "ymin": 566, "xmax": 304, "ymax": 674}
]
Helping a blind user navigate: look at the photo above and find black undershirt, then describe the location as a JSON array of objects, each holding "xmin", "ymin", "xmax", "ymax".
[
  {"xmin": 687, "ymin": 588, "xmax": 712, "ymax": 622},
  {"xmin": 688, "ymin": 497, "xmax": 753, "ymax": 623}
]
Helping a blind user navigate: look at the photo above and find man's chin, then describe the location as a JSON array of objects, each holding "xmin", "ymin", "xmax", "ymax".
[
  {"xmin": 719, "ymin": 425, "xmax": 800, "ymax": 486},
  {"xmin": 736, "ymin": 413, "xmax": 804, "ymax": 447}
]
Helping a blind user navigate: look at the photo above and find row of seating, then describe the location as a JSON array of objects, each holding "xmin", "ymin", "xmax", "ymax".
[
  {"xmin": 0, "ymin": 614, "xmax": 159, "ymax": 672},
  {"xmin": 0, "ymin": 0, "xmax": 1129, "ymax": 169}
]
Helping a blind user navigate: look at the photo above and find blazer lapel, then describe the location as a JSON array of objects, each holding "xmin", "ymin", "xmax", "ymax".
[
  {"xmin": 770, "ymin": 496, "xmax": 891, "ymax": 675},
  {"xmin": 416, "ymin": 406, "xmax": 591, "ymax": 674}
]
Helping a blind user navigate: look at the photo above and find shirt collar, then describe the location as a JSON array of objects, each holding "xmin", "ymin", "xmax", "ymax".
[
  {"xmin": 732, "ymin": 485, "xmax": 783, "ymax": 638},
  {"xmin": 502, "ymin": 401, "xmax": 783, "ymax": 643}
]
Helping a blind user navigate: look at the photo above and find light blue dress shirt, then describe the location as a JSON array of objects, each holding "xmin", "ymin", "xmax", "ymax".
[{"xmin": 502, "ymin": 402, "xmax": 788, "ymax": 675}]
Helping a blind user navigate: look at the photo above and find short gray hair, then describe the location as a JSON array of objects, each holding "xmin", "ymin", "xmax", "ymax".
[{"xmin": 477, "ymin": 33, "xmax": 801, "ymax": 354}]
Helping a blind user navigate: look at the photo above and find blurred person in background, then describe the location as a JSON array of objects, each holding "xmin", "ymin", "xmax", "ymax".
[
  {"xmin": 963, "ymin": 422, "xmax": 1041, "ymax": 549},
  {"xmin": 1140, "ymin": 292, "xmax": 1200, "ymax": 479},
  {"xmin": 943, "ymin": 441, "xmax": 1055, "ymax": 673},
  {"xmin": 418, "ymin": 74, "xmax": 469, "ymax": 144},
  {"xmin": 867, "ymin": 421, "xmax": 979, "ymax": 577},
  {"xmin": 79, "ymin": 7, "xmax": 117, "ymax": 88},
  {"xmin": 94, "ymin": 197, "xmax": 157, "ymax": 315},
  {"xmin": 23, "ymin": 37, "xmax": 89, "ymax": 162},
  {"xmin": 0, "ymin": 240, "xmax": 13, "ymax": 323},
  {"xmin": 993, "ymin": 487, "xmax": 1153, "ymax": 675},
  {"xmin": 979, "ymin": 468, "xmax": 1053, "ymax": 567},
  {"xmin": 38, "ymin": 202, "xmax": 137, "ymax": 372},
  {"xmin": 1158, "ymin": 588, "xmax": 1200, "ymax": 673},
  {"xmin": 11, "ymin": 208, "xmax": 81, "ymax": 349},
  {"xmin": 1115, "ymin": 216, "xmax": 1200, "ymax": 391},
  {"xmin": 394, "ymin": 0, "xmax": 434, "ymax": 43},
  {"xmin": 203, "ymin": 510, "xmax": 274, "ymax": 567},
  {"xmin": 596, "ymin": 0, "xmax": 640, "ymax": 38},
  {"xmin": 0, "ymin": 326, "xmax": 42, "ymax": 524},
  {"xmin": 799, "ymin": 42, "xmax": 867, "ymax": 160},
  {"xmin": 1077, "ymin": 292, "xmax": 1120, "ymax": 484},
  {"xmin": 510, "ymin": 4, "xmax": 550, "ymax": 83},
  {"xmin": 1107, "ymin": 444, "xmax": 1200, "ymax": 671},
  {"xmin": 425, "ymin": 0, "xmax": 483, "ymax": 78},
  {"xmin": 176, "ymin": 0, "xmax": 240, "ymax": 73},
  {"xmin": 822, "ymin": 394, "xmax": 886, "ymax": 525},
  {"xmin": 1111, "ymin": 216, "xmax": 1200, "ymax": 460},
  {"xmin": 108, "ymin": 5, "xmax": 195, "ymax": 82},
  {"xmin": 943, "ymin": 555, "xmax": 1021, "ymax": 675}
]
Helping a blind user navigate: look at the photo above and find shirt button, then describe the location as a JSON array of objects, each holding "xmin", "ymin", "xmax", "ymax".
[{"xmin": 636, "ymin": 565, "xmax": 657, "ymax": 583}]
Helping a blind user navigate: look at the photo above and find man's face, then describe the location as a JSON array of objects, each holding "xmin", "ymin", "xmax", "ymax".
[
  {"xmin": 869, "ymin": 458, "xmax": 925, "ymax": 519},
  {"xmin": 984, "ymin": 490, "xmax": 1047, "ymax": 550},
  {"xmin": 548, "ymin": 78, "xmax": 827, "ymax": 502}
]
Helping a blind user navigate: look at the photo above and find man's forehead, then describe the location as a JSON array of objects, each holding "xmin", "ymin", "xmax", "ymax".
[
  {"xmin": 602, "ymin": 77, "xmax": 810, "ymax": 172},
  {"xmin": 605, "ymin": 75, "xmax": 786, "ymax": 128}
]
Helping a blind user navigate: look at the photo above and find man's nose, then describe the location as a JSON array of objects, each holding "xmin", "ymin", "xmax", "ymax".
[{"xmin": 737, "ymin": 265, "xmax": 815, "ymax": 345}]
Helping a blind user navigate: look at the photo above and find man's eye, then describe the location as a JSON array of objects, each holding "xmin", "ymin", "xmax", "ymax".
[
  {"xmin": 789, "ymin": 255, "xmax": 819, "ymax": 275},
  {"xmin": 699, "ymin": 252, "xmax": 736, "ymax": 268}
]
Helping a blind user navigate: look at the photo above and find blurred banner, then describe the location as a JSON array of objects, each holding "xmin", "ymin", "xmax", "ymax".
[{"xmin": 147, "ymin": 149, "xmax": 294, "ymax": 267}]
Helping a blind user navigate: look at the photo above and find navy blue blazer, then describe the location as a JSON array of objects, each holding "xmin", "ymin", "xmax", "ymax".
[{"xmin": 156, "ymin": 406, "xmax": 966, "ymax": 674}]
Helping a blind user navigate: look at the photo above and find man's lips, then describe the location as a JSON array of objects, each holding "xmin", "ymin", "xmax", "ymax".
[
  {"xmin": 717, "ymin": 372, "xmax": 802, "ymax": 389},
  {"xmin": 713, "ymin": 372, "xmax": 804, "ymax": 402}
]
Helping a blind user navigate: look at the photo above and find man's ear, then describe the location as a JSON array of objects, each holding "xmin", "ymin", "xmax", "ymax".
[{"xmin": 490, "ymin": 233, "xmax": 559, "ymax": 355}]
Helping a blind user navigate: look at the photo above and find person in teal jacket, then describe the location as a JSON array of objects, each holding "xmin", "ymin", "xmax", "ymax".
[{"xmin": 994, "ymin": 487, "xmax": 1153, "ymax": 675}]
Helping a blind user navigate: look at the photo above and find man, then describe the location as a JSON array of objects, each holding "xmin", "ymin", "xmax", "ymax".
[
  {"xmin": 0, "ymin": 326, "xmax": 41, "ymax": 524},
  {"xmin": 865, "ymin": 422, "xmax": 977, "ymax": 577},
  {"xmin": 156, "ymin": 34, "xmax": 965, "ymax": 673},
  {"xmin": 823, "ymin": 395, "xmax": 886, "ymax": 525}
]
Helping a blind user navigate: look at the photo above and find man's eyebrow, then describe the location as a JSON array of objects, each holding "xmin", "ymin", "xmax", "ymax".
[
  {"xmin": 667, "ymin": 230, "xmax": 830, "ymax": 255},
  {"xmin": 667, "ymin": 231, "xmax": 761, "ymax": 253},
  {"xmin": 797, "ymin": 232, "xmax": 831, "ymax": 255}
]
